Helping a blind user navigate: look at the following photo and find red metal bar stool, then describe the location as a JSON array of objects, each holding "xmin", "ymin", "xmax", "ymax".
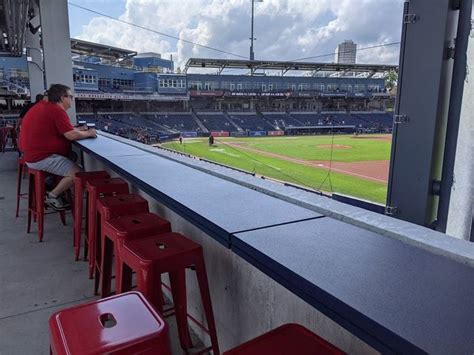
[
  {"xmin": 100, "ymin": 212, "xmax": 172, "ymax": 298},
  {"xmin": 93, "ymin": 193, "xmax": 151, "ymax": 295},
  {"xmin": 223, "ymin": 323, "xmax": 345, "ymax": 355},
  {"xmin": 85, "ymin": 177, "xmax": 129, "ymax": 278},
  {"xmin": 27, "ymin": 168, "xmax": 66, "ymax": 242},
  {"xmin": 73, "ymin": 171, "xmax": 110, "ymax": 260},
  {"xmin": 15, "ymin": 157, "xmax": 28, "ymax": 217},
  {"xmin": 49, "ymin": 291, "xmax": 172, "ymax": 355},
  {"xmin": 118, "ymin": 232, "xmax": 219, "ymax": 354}
]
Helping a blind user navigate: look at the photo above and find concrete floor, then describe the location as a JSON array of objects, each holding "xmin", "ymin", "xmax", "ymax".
[{"xmin": 0, "ymin": 152, "xmax": 195, "ymax": 354}]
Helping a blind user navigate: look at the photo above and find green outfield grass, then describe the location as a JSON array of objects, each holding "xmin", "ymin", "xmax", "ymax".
[
  {"xmin": 163, "ymin": 135, "xmax": 391, "ymax": 204},
  {"xmin": 241, "ymin": 135, "xmax": 391, "ymax": 162}
]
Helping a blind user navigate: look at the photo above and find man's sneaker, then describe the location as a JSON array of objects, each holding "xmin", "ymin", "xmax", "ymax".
[{"xmin": 45, "ymin": 194, "xmax": 70, "ymax": 211}]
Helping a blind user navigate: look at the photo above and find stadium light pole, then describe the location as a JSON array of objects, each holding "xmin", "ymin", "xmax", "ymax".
[{"xmin": 250, "ymin": 0, "xmax": 263, "ymax": 61}]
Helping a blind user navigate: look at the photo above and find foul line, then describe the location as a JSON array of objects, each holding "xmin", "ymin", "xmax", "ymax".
[{"xmin": 226, "ymin": 142, "xmax": 388, "ymax": 184}]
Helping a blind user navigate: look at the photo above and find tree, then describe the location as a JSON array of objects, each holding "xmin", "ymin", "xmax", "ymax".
[{"xmin": 384, "ymin": 69, "xmax": 398, "ymax": 93}]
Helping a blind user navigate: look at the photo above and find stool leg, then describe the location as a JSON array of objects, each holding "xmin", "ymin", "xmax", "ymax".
[
  {"xmin": 83, "ymin": 198, "xmax": 89, "ymax": 261},
  {"xmin": 73, "ymin": 182, "xmax": 82, "ymax": 260},
  {"xmin": 36, "ymin": 174, "xmax": 45, "ymax": 242},
  {"xmin": 15, "ymin": 162, "xmax": 22, "ymax": 218},
  {"xmin": 169, "ymin": 270, "xmax": 193, "ymax": 350},
  {"xmin": 65, "ymin": 189, "xmax": 74, "ymax": 217},
  {"xmin": 114, "ymin": 243, "xmax": 124, "ymax": 295},
  {"xmin": 194, "ymin": 256, "xmax": 220, "ymax": 355},
  {"xmin": 59, "ymin": 210, "xmax": 66, "ymax": 226},
  {"xmin": 87, "ymin": 194, "xmax": 97, "ymax": 278},
  {"xmin": 27, "ymin": 174, "xmax": 34, "ymax": 233},
  {"xmin": 118, "ymin": 262, "xmax": 133, "ymax": 294},
  {"xmin": 92, "ymin": 212, "xmax": 102, "ymax": 280},
  {"xmin": 98, "ymin": 233, "xmax": 114, "ymax": 297},
  {"xmin": 11, "ymin": 132, "xmax": 17, "ymax": 150},
  {"xmin": 137, "ymin": 267, "xmax": 164, "ymax": 313},
  {"xmin": 33, "ymin": 185, "xmax": 37, "ymax": 223}
]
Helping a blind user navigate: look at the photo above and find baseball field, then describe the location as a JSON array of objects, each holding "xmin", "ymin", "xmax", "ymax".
[{"xmin": 163, "ymin": 134, "xmax": 392, "ymax": 204}]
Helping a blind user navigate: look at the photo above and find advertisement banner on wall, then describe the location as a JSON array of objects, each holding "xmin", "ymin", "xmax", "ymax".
[
  {"xmin": 267, "ymin": 130, "xmax": 285, "ymax": 136},
  {"xmin": 230, "ymin": 131, "xmax": 248, "ymax": 137},
  {"xmin": 249, "ymin": 131, "xmax": 267, "ymax": 137},
  {"xmin": 181, "ymin": 132, "xmax": 198, "ymax": 138},
  {"xmin": 210, "ymin": 131, "xmax": 230, "ymax": 137},
  {"xmin": 226, "ymin": 91, "xmax": 291, "ymax": 98},
  {"xmin": 189, "ymin": 90, "xmax": 224, "ymax": 97}
]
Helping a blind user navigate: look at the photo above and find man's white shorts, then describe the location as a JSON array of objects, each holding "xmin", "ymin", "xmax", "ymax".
[{"xmin": 26, "ymin": 154, "xmax": 77, "ymax": 176}]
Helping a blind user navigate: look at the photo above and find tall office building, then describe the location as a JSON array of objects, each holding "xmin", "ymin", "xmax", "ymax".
[{"xmin": 335, "ymin": 40, "xmax": 357, "ymax": 64}]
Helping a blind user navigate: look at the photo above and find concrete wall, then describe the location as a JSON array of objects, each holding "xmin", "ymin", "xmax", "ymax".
[
  {"xmin": 446, "ymin": 22, "xmax": 474, "ymax": 240},
  {"xmin": 83, "ymin": 153, "xmax": 377, "ymax": 354}
]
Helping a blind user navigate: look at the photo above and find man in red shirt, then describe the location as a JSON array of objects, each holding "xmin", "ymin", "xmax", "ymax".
[{"xmin": 19, "ymin": 84, "xmax": 97, "ymax": 210}]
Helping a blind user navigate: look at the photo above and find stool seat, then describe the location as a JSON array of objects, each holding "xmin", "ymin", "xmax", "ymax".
[
  {"xmin": 49, "ymin": 291, "xmax": 171, "ymax": 355},
  {"xmin": 122, "ymin": 232, "xmax": 200, "ymax": 267},
  {"xmin": 97, "ymin": 194, "xmax": 149, "ymax": 220},
  {"xmin": 75, "ymin": 171, "xmax": 110, "ymax": 185},
  {"xmin": 105, "ymin": 212, "xmax": 172, "ymax": 239},
  {"xmin": 223, "ymin": 323, "xmax": 345, "ymax": 355},
  {"xmin": 86, "ymin": 177, "xmax": 130, "ymax": 195}
]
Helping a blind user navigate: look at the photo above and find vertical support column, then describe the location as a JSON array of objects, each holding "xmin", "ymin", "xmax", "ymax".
[
  {"xmin": 38, "ymin": 0, "xmax": 76, "ymax": 123},
  {"xmin": 386, "ymin": 0, "xmax": 458, "ymax": 226},
  {"xmin": 25, "ymin": 29, "xmax": 44, "ymax": 99},
  {"xmin": 445, "ymin": 10, "xmax": 474, "ymax": 240}
]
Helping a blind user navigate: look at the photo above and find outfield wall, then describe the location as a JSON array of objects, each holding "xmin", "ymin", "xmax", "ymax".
[
  {"xmin": 248, "ymin": 131, "xmax": 267, "ymax": 137},
  {"xmin": 211, "ymin": 131, "xmax": 230, "ymax": 137}
]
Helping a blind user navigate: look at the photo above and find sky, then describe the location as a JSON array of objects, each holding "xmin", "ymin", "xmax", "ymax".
[{"xmin": 68, "ymin": 0, "xmax": 405, "ymax": 70}]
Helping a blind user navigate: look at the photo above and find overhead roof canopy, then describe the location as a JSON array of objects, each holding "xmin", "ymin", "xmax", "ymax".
[
  {"xmin": 70, "ymin": 38, "xmax": 137, "ymax": 60},
  {"xmin": 0, "ymin": 0, "xmax": 30, "ymax": 56},
  {"xmin": 185, "ymin": 57, "xmax": 398, "ymax": 76}
]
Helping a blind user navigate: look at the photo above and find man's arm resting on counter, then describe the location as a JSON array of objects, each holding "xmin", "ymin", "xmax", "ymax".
[{"xmin": 64, "ymin": 128, "xmax": 97, "ymax": 141}]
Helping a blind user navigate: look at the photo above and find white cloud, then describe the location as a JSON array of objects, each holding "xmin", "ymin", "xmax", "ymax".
[{"xmin": 76, "ymin": 0, "xmax": 404, "ymax": 69}]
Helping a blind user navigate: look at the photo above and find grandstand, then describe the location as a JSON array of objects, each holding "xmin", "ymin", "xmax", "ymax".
[
  {"xmin": 142, "ymin": 113, "xmax": 201, "ymax": 132},
  {"xmin": 0, "ymin": 36, "xmax": 396, "ymax": 141},
  {"xmin": 227, "ymin": 113, "xmax": 276, "ymax": 132},
  {"xmin": 263, "ymin": 112, "xmax": 304, "ymax": 129},
  {"xmin": 67, "ymin": 108, "xmax": 396, "ymax": 140},
  {"xmin": 196, "ymin": 112, "xmax": 235, "ymax": 132}
]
